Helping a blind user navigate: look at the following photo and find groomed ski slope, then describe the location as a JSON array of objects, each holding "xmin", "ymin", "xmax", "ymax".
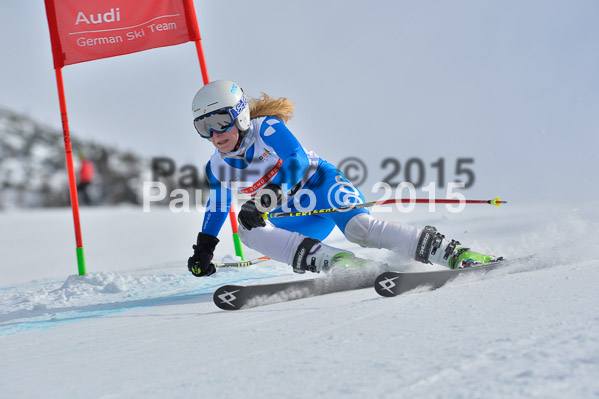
[{"xmin": 1, "ymin": 203, "xmax": 598, "ymax": 398}]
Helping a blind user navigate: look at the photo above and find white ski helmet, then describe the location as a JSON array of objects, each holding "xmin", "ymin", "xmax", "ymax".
[{"xmin": 191, "ymin": 80, "xmax": 250, "ymax": 138}]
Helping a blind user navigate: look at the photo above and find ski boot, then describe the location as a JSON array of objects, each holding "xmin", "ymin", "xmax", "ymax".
[
  {"xmin": 415, "ymin": 225, "xmax": 502, "ymax": 269},
  {"xmin": 291, "ymin": 238, "xmax": 367, "ymax": 274}
]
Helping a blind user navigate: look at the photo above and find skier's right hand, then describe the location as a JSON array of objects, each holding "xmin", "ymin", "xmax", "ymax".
[
  {"xmin": 188, "ymin": 233, "xmax": 219, "ymax": 277},
  {"xmin": 238, "ymin": 184, "xmax": 283, "ymax": 230}
]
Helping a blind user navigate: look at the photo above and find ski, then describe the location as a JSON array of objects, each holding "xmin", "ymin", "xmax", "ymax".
[
  {"xmin": 213, "ymin": 263, "xmax": 393, "ymax": 310},
  {"xmin": 374, "ymin": 260, "xmax": 510, "ymax": 297}
]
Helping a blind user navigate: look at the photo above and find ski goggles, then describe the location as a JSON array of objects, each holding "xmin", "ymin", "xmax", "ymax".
[
  {"xmin": 193, "ymin": 93, "xmax": 248, "ymax": 139},
  {"xmin": 194, "ymin": 110, "xmax": 235, "ymax": 139}
]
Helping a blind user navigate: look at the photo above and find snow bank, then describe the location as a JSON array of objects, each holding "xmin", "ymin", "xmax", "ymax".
[{"xmin": 1, "ymin": 203, "xmax": 598, "ymax": 398}]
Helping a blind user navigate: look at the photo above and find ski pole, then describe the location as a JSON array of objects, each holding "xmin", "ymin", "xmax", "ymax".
[
  {"xmin": 264, "ymin": 197, "xmax": 506, "ymax": 219},
  {"xmin": 214, "ymin": 256, "xmax": 270, "ymax": 268}
]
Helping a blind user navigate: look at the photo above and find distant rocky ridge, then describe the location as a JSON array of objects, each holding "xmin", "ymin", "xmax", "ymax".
[{"xmin": 0, "ymin": 107, "xmax": 149, "ymax": 209}]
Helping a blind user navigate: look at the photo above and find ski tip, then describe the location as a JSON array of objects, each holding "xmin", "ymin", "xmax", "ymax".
[
  {"xmin": 374, "ymin": 272, "xmax": 403, "ymax": 297},
  {"xmin": 213, "ymin": 285, "xmax": 245, "ymax": 310}
]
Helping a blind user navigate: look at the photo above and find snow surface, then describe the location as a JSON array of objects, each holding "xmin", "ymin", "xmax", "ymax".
[{"xmin": 1, "ymin": 203, "xmax": 599, "ymax": 398}]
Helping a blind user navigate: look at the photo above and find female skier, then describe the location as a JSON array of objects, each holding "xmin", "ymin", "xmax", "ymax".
[{"xmin": 188, "ymin": 80, "xmax": 498, "ymax": 277}]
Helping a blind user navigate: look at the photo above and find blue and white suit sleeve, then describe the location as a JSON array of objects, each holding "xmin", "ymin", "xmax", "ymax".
[
  {"xmin": 260, "ymin": 117, "xmax": 309, "ymax": 190},
  {"xmin": 202, "ymin": 161, "xmax": 232, "ymax": 237}
]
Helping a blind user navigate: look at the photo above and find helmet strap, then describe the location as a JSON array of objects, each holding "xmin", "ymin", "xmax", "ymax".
[{"xmin": 231, "ymin": 130, "xmax": 245, "ymax": 152}]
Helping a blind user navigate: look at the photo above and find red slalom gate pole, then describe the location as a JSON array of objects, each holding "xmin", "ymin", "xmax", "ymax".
[
  {"xmin": 188, "ymin": 4, "xmax": 245, "ymax": 260},
  {"xmin": 55, "ymin": 68, "xmax": 86, "ymax": 275},
  {"xmin": 194, "ymin": 39, "xmax": 210, "ymax": 87}
]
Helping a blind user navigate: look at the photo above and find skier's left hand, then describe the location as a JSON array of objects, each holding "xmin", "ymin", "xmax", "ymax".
[
  {"xmin": 188, "ymin": 233, "xmax": 219, "ymax": 277},
  {"xmin": 238, "ymin": 184, "xmax": 283, "ymax": 230}
]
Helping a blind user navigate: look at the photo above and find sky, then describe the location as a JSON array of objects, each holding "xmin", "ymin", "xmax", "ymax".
[{"xmin": 1, "ymin": 0, "xmax": 598, "ymax": 204}]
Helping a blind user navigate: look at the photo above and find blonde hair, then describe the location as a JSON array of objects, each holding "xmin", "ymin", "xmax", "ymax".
[{"xmin": 249, "ymin": 93, "xmax": 294, "ymax": 123}]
